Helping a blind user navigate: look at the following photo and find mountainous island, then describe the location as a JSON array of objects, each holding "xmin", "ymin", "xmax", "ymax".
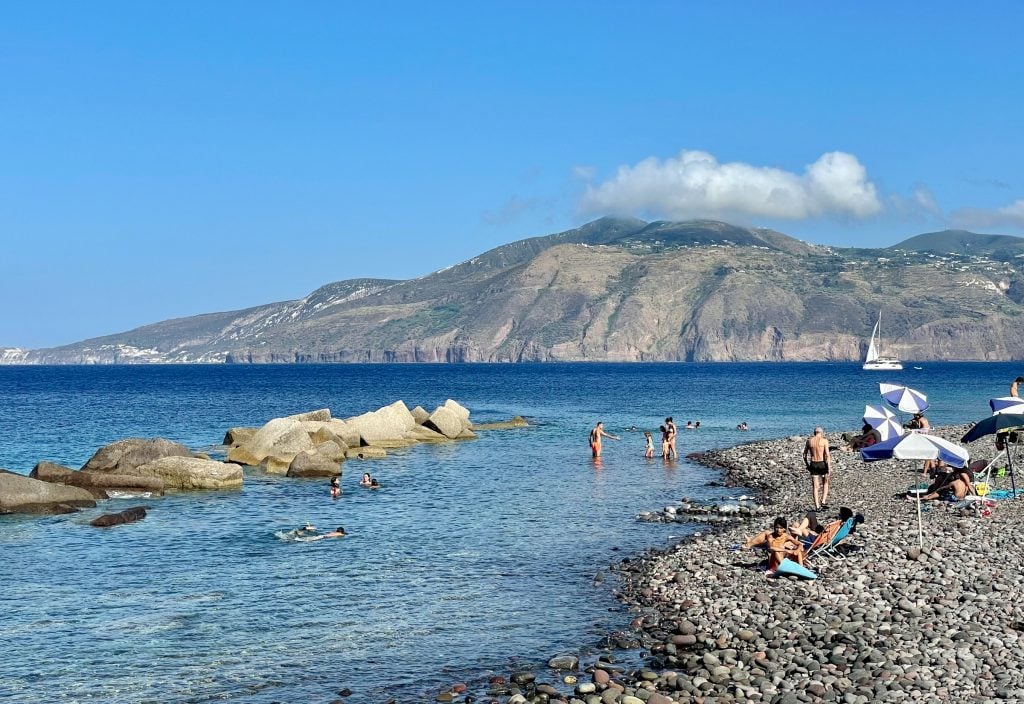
[{"xmin": 4, "ymin": 217, "xmax": 1024, "ymax": 364}]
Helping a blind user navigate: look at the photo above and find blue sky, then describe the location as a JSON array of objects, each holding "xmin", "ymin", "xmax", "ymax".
[{"xmin": 2, "ymin": 2, "xmax": 1023, "ymax": 347}]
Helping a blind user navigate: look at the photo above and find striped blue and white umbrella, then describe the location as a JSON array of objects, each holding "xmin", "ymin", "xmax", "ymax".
[
  {"xmin": 862, "ymin": 405, "xmax": 904, "ymax": 441},
  {"xmin": 990, "ymin": 397, "xmax": 1024, "ymax": 415},
  {"xmin": 860, "ymin": 432, "xmax": 969, "ymax": 467},
  {"xmin": 879, "ymin": 383, "xmax": 929, "ymax": 414}
]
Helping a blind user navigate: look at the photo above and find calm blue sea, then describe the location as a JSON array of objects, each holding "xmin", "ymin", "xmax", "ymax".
[{"xmin": 0, "ymin": 362, "xmax": 1015, "ymax": 702}]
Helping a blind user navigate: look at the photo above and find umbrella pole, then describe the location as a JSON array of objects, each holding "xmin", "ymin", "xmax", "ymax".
[
  {"xmin": 917, "ymin": 462, "xmax": 924, "ymax": 548},
  {"xmin": 1009, "ymin": 440, "xmax": 1018, "ymax": 498}
]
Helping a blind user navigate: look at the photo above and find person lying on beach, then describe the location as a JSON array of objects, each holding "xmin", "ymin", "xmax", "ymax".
[
  {"xmin": 843, "ymin": 424, "xmax": 881, "ymax": 451},
  {"xmin": 742, "ymin": 517, "xmax": 807, "ymax": 573},
  {"xmin": 793, "ymin": 507, "xmax": 856, "ymax": 545},
  {"xmin": 914, "ymin": 465, "xmax": 975, "ymax": 501}
]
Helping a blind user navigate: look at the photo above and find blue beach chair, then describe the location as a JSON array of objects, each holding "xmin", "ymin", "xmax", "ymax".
[{"xmin": 819, "ymin": 517, "xmax": 856, "ymax": 560}]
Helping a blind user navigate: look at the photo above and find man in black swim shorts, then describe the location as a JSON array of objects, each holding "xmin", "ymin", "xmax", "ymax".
[{"xmin": 803, "ymin": 426, "xmax": 832, "ymax": 510}]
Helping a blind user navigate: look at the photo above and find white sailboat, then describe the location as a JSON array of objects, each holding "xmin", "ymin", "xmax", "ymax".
[{"xmin": 863, "ymin": 312, "xmax": 902, "ymax": 370}]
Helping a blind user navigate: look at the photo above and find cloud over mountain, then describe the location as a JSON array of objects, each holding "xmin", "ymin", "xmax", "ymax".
[
  {"xmin": 579, "ymin": 150, "xmax": 883, "ymax": 221},
  {"xmin": 953, "ymin": 199, "xmax": 1024, "ymax": 230}
]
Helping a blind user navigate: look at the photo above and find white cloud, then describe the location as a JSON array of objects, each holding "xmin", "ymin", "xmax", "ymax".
[
  {"xmin": 578, "ymin": 150, "xmax": 883, "ymax": 221},
  {"xmin": 952, "ymin": 199, "xmax": 1024, "ymax": 230},
  {"xmin": 889, "ymin": 184, "xmax": 943, "ymax": 220},
  {"xmin": 571, "ymin": 165, "xmax": 597, "ymax": 181}
]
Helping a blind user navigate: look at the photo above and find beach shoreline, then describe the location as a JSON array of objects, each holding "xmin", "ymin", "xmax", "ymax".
[{"xmin": 454, "ymin": 426, "xmax": 1024, "ymax": 704}]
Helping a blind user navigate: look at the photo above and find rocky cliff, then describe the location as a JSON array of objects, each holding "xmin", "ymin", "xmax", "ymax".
[{"xmin": 7, "ymin": 218, "xmax": 1024, "ymax": 363}]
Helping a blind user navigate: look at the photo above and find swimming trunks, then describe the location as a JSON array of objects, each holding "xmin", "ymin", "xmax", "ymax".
[{"xmin": 808, "ymin": 460, "xmax": 829, "ymax": 476}]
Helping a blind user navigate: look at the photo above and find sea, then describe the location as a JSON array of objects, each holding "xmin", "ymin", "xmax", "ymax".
[{"xmin": 0, "ymin": 362, "xmax": 1016, "ymax": 703}]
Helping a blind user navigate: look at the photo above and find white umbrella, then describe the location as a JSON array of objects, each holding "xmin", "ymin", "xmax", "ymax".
[
  {"xmin": 990, "ymin": 397, "xmax": 1024, "ymax": 415},
  {"xmin": 861, "ymin": 431, "xmax": 970, "ymax": 547},
  {"xmin": 863, "ymin": 404, "xmax": 904, "ymax": 442},
  {"xmin": 880, "ymin": 383, "xmax": 929, "ymax": 413}
]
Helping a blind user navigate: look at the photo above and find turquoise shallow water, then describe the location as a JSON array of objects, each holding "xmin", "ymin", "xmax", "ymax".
[{"xmin": 0, "ymin": 362, "xmax": 1015, "ymax": 702}]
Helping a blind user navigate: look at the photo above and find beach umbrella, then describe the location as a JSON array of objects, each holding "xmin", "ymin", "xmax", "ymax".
[
  {"xmin": 879, "ymin": 383, "xmax": 929, "ymax": 413},
  {"xmin": 863, "ymin": 404, "xmax": 896, "ymax": 426},
  {"xmin": 990, "ymin": 397, "xmax": 1024, "ymax": 415},
  {"xmin": 862, "ymin": 404, "xmax": 904, "ymax": 442},
  {"xmin": 861, "ymin": 431, "xmax": 970, "ymax": 548},
  {"xmin": 961, "ymin": 413, "xmax": 1024, "ymax": 498},
  {"xmin": 861, "ymin": 432, "xmax": 969, "ymax": 467}
]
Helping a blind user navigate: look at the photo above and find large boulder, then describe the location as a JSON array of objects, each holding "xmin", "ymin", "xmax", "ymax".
[
  {"xmin": 324, "ymin": 419, "xmax": 361, "ymax": 448},
  {"xmin": 410, "ymin": 406, "xmax": 430, "ymax": 425},
  {"xmin": 424, "ymin": 406, "xmax": 463, "ymax": 439},
  {"xmin": 405, "ymin": 425, "xmax": 449, "ymax": 443},
  {"xmin": 82, "ymin": 438, "xmax": 192, "ymax": 474},
  {"xmin": 310, "ymin": 426, "xmax": 350, "ymax": 452},
  {"xmin": 443, "ymin": 399, "xmax": 472, "ymax": 429},
  {"xmin": 223, "ymin": 427, "xmax": 257, "ymax": 447},
  {"xmin": 90, "ymin": 506, "xmax": 147, "ymax": 528},
  {"xmin": 125, "ymin": 457, "xmax": 243, "ymax": 491},
  {"xmin": 287, "ymin": 408, "xmax": 332, "ymax": 422},
  {"xmin": 346, "ymin": 401, "xmax": 416, "ymax": 446},
  {"xmin": 227, "ymin": 418, "xmax": 314, "ymax": 472},
  {"xmin": 0, "ymin": 470, "xmax": 97, "ymax": 514},
  {"xmin": 30, "ymin": 461, "xmax": 165, "ymax": 497},
  {"xmin": 286, "ymin": 448, "xmax": 342, "ymax": 478}
]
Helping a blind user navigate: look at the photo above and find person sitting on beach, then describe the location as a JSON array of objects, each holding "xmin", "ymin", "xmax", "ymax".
[
  {"xmin": 905, "ymin": 412, "xmax": 930, "ymax": 431},
  {"xmin": 742, "ymin": 517, "xmax": 807, "ymax": 573},
  {"xmin": 360, "ymin": 472, "xmax": 372, "ymax": 487},
  {"xmin": 915, "ymin": 465, "xmax": 975, "ymax": 501},
  {"xmin": 330, "ymin": 476, "xmax": 341, "ymax": 498},
  {"xmin": 643, "ymin": 431, "xmax": 654, "ymax": 459},
  {"xmin": 844, "ymin": 423, "xmax": 881, "ymax": 450}
]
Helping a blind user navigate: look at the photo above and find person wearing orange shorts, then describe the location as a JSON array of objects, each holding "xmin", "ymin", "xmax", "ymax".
[{"xmin": 589, "ymin": 422, "xmax": 619, "ymax": 457}]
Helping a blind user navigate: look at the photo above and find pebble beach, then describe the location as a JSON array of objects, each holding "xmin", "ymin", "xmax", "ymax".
[{"xmin": 461, "ymin": 426, "xmax": 1024, "ymax": 704}]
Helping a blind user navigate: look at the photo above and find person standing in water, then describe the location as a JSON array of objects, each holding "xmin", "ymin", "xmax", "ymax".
[
  {"xmin": 643, "ymin": 431, "xmax": 654, "ymax": 458},
  {"xmin": 803, "ymin": 426, "xmax": 832, "ymax": 510},
  {"xmin": 330, "ymin": 476, "xmax": 341, "ymax": 498},
  {"xmin": 589, "ymin": 422, "xmax": 619, "ymax": 458},
  {"xmin": 1012, "ymin": 377, "xmax": 1024, "ymax": 398},
  {"xmin": 665, "ymin": 417, "xmax": 678, "ymax": 460}
]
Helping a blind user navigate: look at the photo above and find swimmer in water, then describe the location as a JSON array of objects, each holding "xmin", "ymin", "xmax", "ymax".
[
  {"xmin": 360, "ymin": 473, "xmax": 372, "ymax": 487},
  {"xmin": 330, "ymin": 476, "xmax": 341, "ymax": 498},
  {"xmin": 369, "ymin": 478, "xmax": 380, "ymax": 489}
]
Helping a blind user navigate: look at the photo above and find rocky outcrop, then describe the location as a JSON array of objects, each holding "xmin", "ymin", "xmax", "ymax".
[
  {"xmin": 223, "ymin": 427, "xmax": 256, "ymax": 446},
  {"xmin": 0, "ymin": 470, "xmax": 97, "ymax": 514},
  {"xmin": 122, "ymin": 457, "xmax": 243, "ymax": 490},
  {"xmin": 410, "ymin": 406, "xmax": 430, "ymax": 425},
  {"xmin": 82, "ymin": 438, "xmax": 192, "ymax": 474},
  {"xmin": 345, "ymin": 401, "xmax": 416, "ymax": 446},
  {"xmin": 227, "ymin": 418, "xmax": 314, "ymax": 473},
  {"xmin": 30, "ymin": 461, "xmax": 165, "ymax": 497},
  {"xmin": 287, "ymin": 408, "xmax": 331, "ymax": 422},
  {"xmin": 474, "ymin": 416, "xmax": 529, "ymax": 430},
  {"xmin": 90, "ymin": 506, "xmax": 147, "ymax": 527}
]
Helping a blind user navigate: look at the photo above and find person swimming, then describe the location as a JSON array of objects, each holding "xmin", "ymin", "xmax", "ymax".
[
  {"xmin": 297, "ymin": 526, "xmax": 347, "ymax": 542},
  {"xmin": 737, "ymin": 421, "xmax": 749, "ymax": 431},
  {"xmin": 359, "ymin": 473, "xmax": 372, "ymax": 487},
  {"xmin": 369, "ymin": 478, "xmax": 380, "ymax": 489},
  {"xmin": 330, "ymin": 476, "xmax": 341, "ymax": 498}
]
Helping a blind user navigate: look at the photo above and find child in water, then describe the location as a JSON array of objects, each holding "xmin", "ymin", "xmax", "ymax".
[
  {"xmin": 330, "ymin": 476, "xmax": 341, "ymax": 498},
  {"xmin": 643, "ymin": 431, "xmax": 654, "ymax": 458}
]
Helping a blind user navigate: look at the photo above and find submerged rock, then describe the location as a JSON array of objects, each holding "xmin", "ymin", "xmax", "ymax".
[{"xmin": 90, "ymin": 505, "xmax": 147, "ymax": 527}]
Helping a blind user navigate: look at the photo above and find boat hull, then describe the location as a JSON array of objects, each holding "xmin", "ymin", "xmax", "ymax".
[{"xmin": 863, "ymin": 359, "xmax": 903, "ymax": 371}]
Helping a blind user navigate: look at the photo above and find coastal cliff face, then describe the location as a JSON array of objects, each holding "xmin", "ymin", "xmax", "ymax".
[{"xmin": 8, "ymin": 218, "xmax": 1024, "ymax": 363}]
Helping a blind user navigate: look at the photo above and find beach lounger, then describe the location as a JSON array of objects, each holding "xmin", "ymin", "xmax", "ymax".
[{"xmin": 807, "ymin": 517, "xmax": 856, "ymax": 561}]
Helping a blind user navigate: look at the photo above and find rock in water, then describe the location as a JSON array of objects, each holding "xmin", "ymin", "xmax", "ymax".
[
  {"xmin": 125, "ymin": 457, "xmax": 243, "ymax": 490},
  {"xmin": 424, "ymin": 406, "xmax": 463, "ymax": 439},
  {"xmin": 90, "ymin": 506, "xmax": 147, "ymax": 527},
  {"xmin": 286, "ymin": 449, "xmax": 342, "ymax": 478},
  {"xmin": 223, "ymin": 427, "xmax": 257, "ymax": 447},
  {"xmin": 410, "ymin": 405, "xmax": 430, "ymax": 425},
  {"xmin": 286, "ymin": 408, "xmax": 332, "ymax": 422},
  {"xmin": 30, "ymin": 461, "xmax": 165, "ymax": 496},
  {"xmin": 0, "ymin": 470, "xmax": 97, "ymax": 514},
  {"xmin": 82, "ymin": 438, "xmax": 192, "ymax": 474},
  {"xmin": 228, "ymin": 418, "xmax": 314, "ymax": 472}
]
